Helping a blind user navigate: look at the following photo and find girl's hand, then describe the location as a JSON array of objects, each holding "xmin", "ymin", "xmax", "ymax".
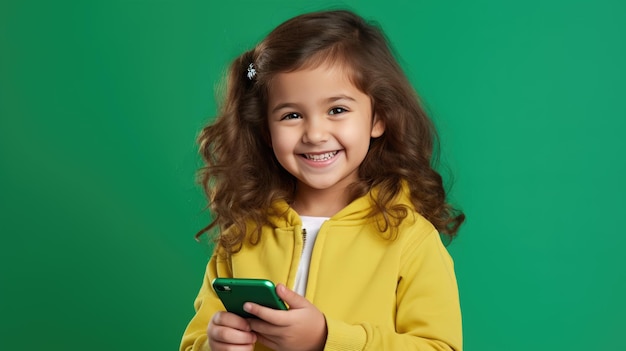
[
  {"xmin": 207, "ymin": 311, "xmax": 257, "ymax": 351},
  {"xmin": 245, "ymin": 284, "xmax": 327, "ymax": 351}
]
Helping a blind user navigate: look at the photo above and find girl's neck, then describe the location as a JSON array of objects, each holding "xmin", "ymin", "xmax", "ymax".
[{"xmin": 292, "ymin": 187, "xmax": 350, "ymax": 217}]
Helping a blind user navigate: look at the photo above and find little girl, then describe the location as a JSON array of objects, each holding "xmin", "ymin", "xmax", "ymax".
[{"xmin": 181, "ymin": 9, "xmax": 465, "ymax": 351}]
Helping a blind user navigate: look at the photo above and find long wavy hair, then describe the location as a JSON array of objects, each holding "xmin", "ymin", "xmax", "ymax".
[{"xmin": 196, "ymin": 10, "xmax": 464, "ymax": 253}]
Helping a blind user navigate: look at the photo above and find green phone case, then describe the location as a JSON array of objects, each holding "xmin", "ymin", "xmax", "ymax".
[{"xmin": 212, "ymin": 278, "xmax": 288, "ymax": 318}]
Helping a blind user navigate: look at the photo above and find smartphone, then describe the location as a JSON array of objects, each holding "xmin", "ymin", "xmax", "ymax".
[{"xmin": 212, "ymin": 278, "xmax": 288, "ymax": 318}]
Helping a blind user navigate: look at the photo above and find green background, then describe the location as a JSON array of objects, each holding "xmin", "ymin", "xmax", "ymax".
[{"xmin": 1, "ymin": 0, "xmax": 624, "ymax": 350}]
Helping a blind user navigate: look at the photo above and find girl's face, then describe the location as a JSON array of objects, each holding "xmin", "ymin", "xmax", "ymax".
[{"xmin": 267, "ymin": 62, "xmax": 385, "ymax": 208}]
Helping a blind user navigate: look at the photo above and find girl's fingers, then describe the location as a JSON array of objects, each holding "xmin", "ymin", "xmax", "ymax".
[
  {"xmin": 247, "ymin": 317, "xmax": 281, "ymax": 337},
  {"xmin": 254, "ymin": 332, "xmax": 278, "ymax": 351},
  {"xmin": 243, "ymin": 302, "xmax": 289, "ymax": 326},
  {"xmin": 212, "ymin": 311, "xmax": 252, "ymax": 331},
  {"xmin": 208, "ymin": 312, "xmax": 257, "ymax": 346},
  {"xmin": 209, "ymin": 325, "xmax": 257, "ymax": 344}
]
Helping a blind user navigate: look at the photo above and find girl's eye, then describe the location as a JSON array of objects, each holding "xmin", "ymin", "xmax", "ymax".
[
  {"xmin": 281, "ymin": 112, "xmax": 301, "ymax": 120},
  {"xmin": 329, "ymin": 107, "xmax": 347, "ymax": 115}
]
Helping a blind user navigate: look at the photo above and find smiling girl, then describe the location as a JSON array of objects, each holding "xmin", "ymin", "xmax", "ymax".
[{"xmin": 181, "ymin": 10, "xmax": 465, "ymax": 351}]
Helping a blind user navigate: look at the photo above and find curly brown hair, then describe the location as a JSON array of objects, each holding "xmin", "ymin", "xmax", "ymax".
[{"xmin": 196, "ymin": 10, "xmax": 464, "ymax": 253}]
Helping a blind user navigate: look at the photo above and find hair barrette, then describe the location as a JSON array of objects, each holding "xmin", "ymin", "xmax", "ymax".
[{"xmin": 247, "ymin": 63, "xmax": 257, "ymax": 80}]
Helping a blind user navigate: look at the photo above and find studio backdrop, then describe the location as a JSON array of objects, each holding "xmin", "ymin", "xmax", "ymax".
[{"xmin": 1, "ymin": 0, "xmax": 624, "ymax": 350}]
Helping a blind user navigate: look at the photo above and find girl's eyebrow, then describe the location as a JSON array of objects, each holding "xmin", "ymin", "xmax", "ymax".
[
  {"xmin": 270, "ymin": 95, "xmax": 357, "ymax": 114},
  {"xmin": 325, "ymin": 94, "xmax": 357, "ymax": 104},
  {"xmin": 270, "ymin": 102, "xmax": 300, "ymax": 114}
]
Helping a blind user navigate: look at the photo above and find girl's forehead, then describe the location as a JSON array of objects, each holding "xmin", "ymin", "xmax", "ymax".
[
  {"xmin": 267, "ymin": 63, "xmax": 370, "ymax": 108},
  {"xmin": 273, "ymin": 65, "xmax": 345, "ymax": 89},
  {"xmin": 268, "ymin": 59, "xmax": 360, "ymax": 90}
]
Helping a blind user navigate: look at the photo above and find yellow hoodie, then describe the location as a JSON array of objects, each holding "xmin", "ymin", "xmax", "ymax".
[{"xmin": 180, "ymin": 189, "xmax": 462, "ymax": 351}]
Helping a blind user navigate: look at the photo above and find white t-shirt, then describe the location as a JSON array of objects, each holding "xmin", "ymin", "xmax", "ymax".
[{"xmin": 293, "ymin": 216, "xmax": 329, "ymax": 296}]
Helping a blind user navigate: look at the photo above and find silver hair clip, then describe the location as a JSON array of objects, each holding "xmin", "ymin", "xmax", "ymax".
[{"xmin": 247, "ymin": 63, "xmax": 257, "ymax": 80}]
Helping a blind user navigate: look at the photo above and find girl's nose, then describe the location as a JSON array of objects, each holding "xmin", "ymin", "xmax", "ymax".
[{"xmin": 302, "ymin": 118, "xmax": 329, "ymax": 144}]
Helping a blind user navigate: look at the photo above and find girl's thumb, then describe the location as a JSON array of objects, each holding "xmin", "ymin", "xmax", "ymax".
[{"xmin": 276, "ymin": 283, "xmax": 309, "ymax": 309}]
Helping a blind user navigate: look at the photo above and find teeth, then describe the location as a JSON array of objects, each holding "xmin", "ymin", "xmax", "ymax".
[{"xmin": 304, "ymin": 151, "xmax": 338, "ymax": 161}]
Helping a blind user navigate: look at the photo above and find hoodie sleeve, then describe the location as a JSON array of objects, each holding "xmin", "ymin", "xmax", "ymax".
[
  {"xmin": 323, "ymin": 229, "xmax": 463, "ymax": 351},
  {"xmin": 179, "ymin": 251, "xmax": 228, "ymax": 351}
]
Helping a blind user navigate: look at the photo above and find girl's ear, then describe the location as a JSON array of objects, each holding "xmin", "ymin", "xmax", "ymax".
[{"xmin": 371, "ymin": 114, "xmax": 385, "ymax": 138}]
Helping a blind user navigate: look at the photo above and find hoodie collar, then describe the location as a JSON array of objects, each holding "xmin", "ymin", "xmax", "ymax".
[{"xmin": 266, "ymin": 182, "xmax": 412, "ymax": 229}]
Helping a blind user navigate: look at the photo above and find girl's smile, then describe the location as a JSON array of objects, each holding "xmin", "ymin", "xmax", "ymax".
[
  {"xmin": 300, "ymin": 150, "xmax": 342, "ymax": 168},
  {"xmin": 301, "ymin": 150, "xmax": 339, "ymax": 162}
]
